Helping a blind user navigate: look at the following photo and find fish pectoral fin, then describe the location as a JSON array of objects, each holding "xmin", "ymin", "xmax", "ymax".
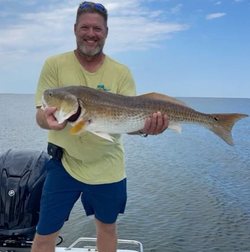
[
  {"xmin": 89, "ymin": 131, "xmax": 114, "ymax": 142},
  {"xmin": 69, "ymin": 120, "xmax": 88, "ymax": 135},
  {"xmin": 139, "ymin": 93, "xmax": 192, "ymax": 108},
  {"xmin": 168, "ymin": 122, "xmax": 182, "ymax": 133}
]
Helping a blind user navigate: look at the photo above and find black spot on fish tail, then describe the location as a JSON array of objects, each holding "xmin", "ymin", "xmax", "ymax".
[{"xmin": 207, "ymin": 113, "xmax": 248, "ymax": 146}]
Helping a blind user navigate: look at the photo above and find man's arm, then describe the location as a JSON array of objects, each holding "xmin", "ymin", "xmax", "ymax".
[
  {"xmin": 35, "ymin": 59, "xmax": 67, "ymax": 131},
  {"xmin": 36, "ymin": 107, "xmax": 67, "ymax": 131}
]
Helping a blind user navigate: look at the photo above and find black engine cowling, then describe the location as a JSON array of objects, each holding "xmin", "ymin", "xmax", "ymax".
[{"xmin": 0, "ymin": 149, "xmax": 49, "ymax": 247}]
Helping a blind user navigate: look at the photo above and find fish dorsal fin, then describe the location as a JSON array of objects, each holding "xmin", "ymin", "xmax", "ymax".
[{"xmin": 139, "ymin": 92, "xmax": 191, "ymax": 108}]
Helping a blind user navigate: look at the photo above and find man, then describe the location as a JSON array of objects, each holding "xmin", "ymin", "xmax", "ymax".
[{"xmin": 32, "ymin": 2, "xmax": 168, "ymax": 252}]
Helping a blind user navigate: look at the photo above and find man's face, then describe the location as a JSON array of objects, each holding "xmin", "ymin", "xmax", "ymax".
[{"xmin": 74, "ymin": 13, "xmax": 108, "ymax": 57}]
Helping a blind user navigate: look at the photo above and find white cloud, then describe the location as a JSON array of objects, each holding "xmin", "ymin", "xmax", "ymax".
[
  {"xmin": 149, "ymin": 10, "xmax": 165, "ymax": 18},
  {"xmin": 108, "ymin": 17, "xmax": 188, "ymax": 52},
  {"xmin": 171, "ymin": 4, "xmax": 183, "ymax": 14},
  {"xmin": 234, "ymin": 0, "xmax": 243, "ymax": 2},
  {"xmin": 215, "ymin": 1, "xmax": 222, "ymax": 5},
  {"xmin": 0, "ymin": 0, "xmax": 189, "ymax": 69},
  {"xmin": 206, "ymin": 13, "xmax": 226, "ymax": 20}
]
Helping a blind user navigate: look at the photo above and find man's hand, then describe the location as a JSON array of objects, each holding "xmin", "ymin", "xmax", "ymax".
[
  {"xmin": 36, "ymin": 107, "xmax": 67, "ymax": 130},
  {"xmin": 140, "ymin": 112, "xmax": 169, "ymax": 135}
]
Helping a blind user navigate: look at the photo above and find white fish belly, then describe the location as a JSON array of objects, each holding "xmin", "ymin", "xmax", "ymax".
[{"xmin": 86, "ymin": 115, "xmax": 146, "ymax": 134}]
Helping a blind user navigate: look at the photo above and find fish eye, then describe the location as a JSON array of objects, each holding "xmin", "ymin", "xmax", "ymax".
[
  {"xmin": 49, "ymin": 92, "xmax": 53, "ymax": 96},
  {"xmin": 213, "ymin": 116, "xmax": 219, "ymax": 121}
]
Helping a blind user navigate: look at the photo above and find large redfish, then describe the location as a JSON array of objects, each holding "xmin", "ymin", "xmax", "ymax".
[{"xmin": 42, "ymin": 85, "xmax": 248, "ymax": 146}]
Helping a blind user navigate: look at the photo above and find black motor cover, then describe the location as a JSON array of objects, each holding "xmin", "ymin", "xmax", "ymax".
[{"xmin": 0, "ymin": 149, "xmax": 49, "ymax": 243}]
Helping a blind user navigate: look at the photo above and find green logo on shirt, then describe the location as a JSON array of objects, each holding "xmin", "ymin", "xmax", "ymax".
[{"xmin": 97, "ymin": 84, "xmax": 111, "ymax": 91}]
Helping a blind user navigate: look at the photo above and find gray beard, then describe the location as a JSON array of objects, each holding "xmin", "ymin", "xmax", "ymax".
[{"xmin": 79, "ymin": 44, "xmax": 103, "ymax": 57}]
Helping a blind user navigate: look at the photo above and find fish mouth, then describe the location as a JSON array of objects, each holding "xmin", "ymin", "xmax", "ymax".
[{"xmin": 67, "ymin": 102, "xmax": 81, "ymax": 122}]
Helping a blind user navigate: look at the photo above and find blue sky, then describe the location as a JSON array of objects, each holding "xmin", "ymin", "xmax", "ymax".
[{"xmin": 0, "ymin": 0, "xmax": 249, "ymax": 97}]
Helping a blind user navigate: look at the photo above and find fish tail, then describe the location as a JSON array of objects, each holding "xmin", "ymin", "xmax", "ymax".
[{"xmin": 205, "ymin": 113, "xmax": 248, "ymax": 146}]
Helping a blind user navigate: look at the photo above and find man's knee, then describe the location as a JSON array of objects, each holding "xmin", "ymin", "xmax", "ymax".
[
  {"xmin": 31, "ymin": 231, "xmax": 60, "ymax": 252},
  {"xmin": 95, "ymin": 218, "xmax": 117, "ymax": 235}
]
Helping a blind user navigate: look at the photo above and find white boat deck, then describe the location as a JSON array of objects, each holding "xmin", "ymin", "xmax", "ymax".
[
  {"xmin": 56, "ymin": 248, "xmax": 138, "ymax": 252},
  {"xmin": 0, "ymin": 237, "xmax": 143, "ymax": 252},
  {"xmin": 55, "ymin": 237, "xmax": 143, "ymax": 252}
]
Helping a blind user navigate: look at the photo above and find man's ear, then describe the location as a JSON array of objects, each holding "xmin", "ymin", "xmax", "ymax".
[
  {"xmin": 74, "ymin": 23, "xmax": 77, "ymax": 35},
  {"xmin": 106, "ymin": 27, "xmax": 109, "ymax": 38}
]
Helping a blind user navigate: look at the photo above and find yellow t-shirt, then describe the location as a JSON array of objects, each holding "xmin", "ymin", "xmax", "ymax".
[{"xmin": 35, "ymin": 51, "xmax": 136, "ymax": 184}]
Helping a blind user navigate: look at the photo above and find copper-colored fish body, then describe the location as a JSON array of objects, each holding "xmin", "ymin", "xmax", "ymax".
[{"xmin": 42, "ymin": 86, "xmax": 249, "ymax": 146}]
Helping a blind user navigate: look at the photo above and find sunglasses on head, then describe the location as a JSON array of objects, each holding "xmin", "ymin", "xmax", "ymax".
[{"xmin": 79, "ymin": 2, "xmax": 107, "ymax": 13}]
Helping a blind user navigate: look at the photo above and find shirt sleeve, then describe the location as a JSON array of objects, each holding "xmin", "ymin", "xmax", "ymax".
[
  {"xmin": 35, "ymin": 59, "xmax": 58, "ymax": 108},
  {"xmin": 117, "ymin": 69, "xmax": 136, "ymax": 97}
]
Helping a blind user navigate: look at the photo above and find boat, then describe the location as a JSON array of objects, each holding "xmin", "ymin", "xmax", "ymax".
[{"xmin": 0, "ymin": 149, "xmax": 143, "ymax": 252}]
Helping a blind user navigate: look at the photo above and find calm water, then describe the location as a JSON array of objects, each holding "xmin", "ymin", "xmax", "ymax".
[{"xmin": 0, "ymin": 94, "xmax": 250, "ymax": 252}]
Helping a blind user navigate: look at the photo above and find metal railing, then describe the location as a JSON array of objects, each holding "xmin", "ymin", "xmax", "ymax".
[{"xmin": 64, "ymin": 237, "xmax": 143, "ymax": 252}]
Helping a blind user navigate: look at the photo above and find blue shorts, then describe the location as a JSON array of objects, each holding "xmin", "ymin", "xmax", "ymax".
[{"xmin": 37, "ymin": 159, "xmax": 127, "ymax": 235}]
